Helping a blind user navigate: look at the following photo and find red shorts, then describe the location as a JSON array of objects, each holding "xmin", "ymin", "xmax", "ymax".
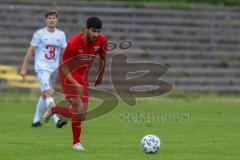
[{"xmin": 58, "ymin": 73, "xmax": 89, "ymax": 104}]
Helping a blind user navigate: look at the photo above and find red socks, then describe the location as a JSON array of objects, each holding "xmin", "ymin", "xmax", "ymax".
[
  {"xmin": 52, "ymin": 107, "xmax": 82, "ymax": 144},
  {"xmin": 52, "ymin": 107, "xmax": 72, "ymax": 118},
  {"xmin": 71, "ymin": 120, "xmax": 81, "ymax": 144}
]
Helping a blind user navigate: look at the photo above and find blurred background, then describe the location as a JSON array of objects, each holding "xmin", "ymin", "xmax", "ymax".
[
  {"xmin": 1, "ymin": 0, "xmax": 240, "ymax": 95},
  {"xmin": 0, "ymin": 1, "xmax": 240, "ymax": 159}
]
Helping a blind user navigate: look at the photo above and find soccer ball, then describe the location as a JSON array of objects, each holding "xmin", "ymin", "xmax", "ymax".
[{"xmin": 140, "ymin": 135, "xmax": 161, "ymax": 154}]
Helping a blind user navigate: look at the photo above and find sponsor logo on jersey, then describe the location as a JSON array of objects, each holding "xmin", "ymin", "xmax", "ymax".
[
  {"xmin": 94, "ymin": 46, "xmax": 100, "ymax": 52},
  {"xmin": 56, "ymin": 38, "xmax": 61, "ymax": 43},
  {"xmin": 79, "ymin": 49, "xmax": 84, "ymax": 53},
  {"xmin": 78, "ymin": 54, "xmax": 95, "ymax": 61}
]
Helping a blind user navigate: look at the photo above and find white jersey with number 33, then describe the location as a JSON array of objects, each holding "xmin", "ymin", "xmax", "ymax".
[{"xmin": 31, "ymin": 27, "xmax": 67, "ymax": 72}]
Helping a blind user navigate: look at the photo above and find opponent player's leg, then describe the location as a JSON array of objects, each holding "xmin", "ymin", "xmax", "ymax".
[
  {"xmin": 32, "ymin": 94, "xmax": 46, "ymax": 127},
  {"xmin": 32, "ymin": 71, "xmax": 47, "ymax": 127},
  {"xmin": 44, "ymin": 89, "xmax": 57, "ymax": 120},
  {"xmin": 44, "ymin": 67, "xmax": 76, "ymax": 121},
  {"xmin": 39, "ymin": 71, "xmax": 67, "ymax": 128},
  {"xmin": 44, "ymin": 89, "xmax": 67, "ymax": 128}
]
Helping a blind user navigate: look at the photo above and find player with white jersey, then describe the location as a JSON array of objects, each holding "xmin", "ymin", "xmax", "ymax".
[{"xmin": 20, "ymin": 10, "xmax": 67, "ymax": 128}]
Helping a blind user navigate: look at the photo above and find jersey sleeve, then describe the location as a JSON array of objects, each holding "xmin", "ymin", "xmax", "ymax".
[
  {"xmin": 30, "ymin": 30, "xmax": 41, "ymax": 46},
  {"xmin": 61, "ymin": 32, "xmax": 67, "ymax": 48},
  {"xmin": 99, "ymin": 37, "xmax": 108, "ymax": 57},
  {"xmin": 62, "ymin": 42, "xmax": 75, "ymax": 62}
]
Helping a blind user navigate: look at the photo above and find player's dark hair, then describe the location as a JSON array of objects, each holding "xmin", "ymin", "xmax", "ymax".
[
  {"xmin": 86, "ymin": 17, "xmax": 102, "ymax": 29},
  {"xmin": 45, "ymin": 10, "xmax": 58, "ymax": 18}
]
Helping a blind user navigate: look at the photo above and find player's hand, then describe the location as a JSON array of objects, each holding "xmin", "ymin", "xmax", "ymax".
[
  {"xmin": 75, "ymin": 83, "xmax": 84, "ymax": 96},
  {"xmin": 19, "ymin": 67, "xmax": 27, "ymax": 81},
  {"xmin": 93, "ymin": 75, "xmax": 103, "ymax": 86}
]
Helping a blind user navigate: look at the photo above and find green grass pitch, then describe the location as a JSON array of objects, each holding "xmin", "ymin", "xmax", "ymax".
[{"xmin": 0, "ymin": 92, "xmax": 239, "ymax": 160}]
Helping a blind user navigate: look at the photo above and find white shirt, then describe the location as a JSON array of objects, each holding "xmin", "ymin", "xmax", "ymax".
[{"xmin": 31, "ymin": 27, "xmax": 67, "ymax": 72}]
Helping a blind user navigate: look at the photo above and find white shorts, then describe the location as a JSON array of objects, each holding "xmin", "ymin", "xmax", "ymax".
[{"xmin": 36, "ymin": 70, "xmax": 57, "ymax": 91}]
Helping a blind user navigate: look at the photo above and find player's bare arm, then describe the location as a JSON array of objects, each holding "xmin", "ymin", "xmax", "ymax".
[
  {"xmin": 20, "ymin": 45, "xmax": 35, "ymax": 80},
  {"xmin": 62, "ymin": 47, "xmax": 66, "ymax": 55},
  {"xmin": 61, "ymin": 63, "xmax": 84, "ymax": 95},
  {"xmin": 93, "ymin": 55, "xmax": 106, "ymax": 86}
]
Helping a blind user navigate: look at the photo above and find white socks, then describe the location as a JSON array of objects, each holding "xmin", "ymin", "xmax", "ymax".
[
  {"xmin": 46, "ymin": 97, "xmax": 54, "ymax": 107},
  {"xmin": 33, "ymin": 96, "xmax": 60, "ymax": 124},
  {"xmin": 45, "ymin": 97, "xmax": 59, "ymax": 124},
  {"xmin": 33, "ymin": 96, "xmax": 46, "ymax": 123},
  {"xmin": 53, "ymin": 114, "xmax": 60, "ymax": 124}
]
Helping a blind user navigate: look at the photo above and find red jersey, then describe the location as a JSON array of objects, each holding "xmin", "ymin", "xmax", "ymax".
[{"xmin": 60, "ymin": 32, "xmax": 107, "ymax": 85}]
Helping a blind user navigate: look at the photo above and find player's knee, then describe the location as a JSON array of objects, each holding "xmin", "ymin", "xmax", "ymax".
[
  {"xmin": 72, "ymin": 105, "xmax": 82, "ymax": 114},
  {"xmin": 80, "ymin": 113, "xmax": 87, "ymax": 121},
  {"xmin": 78, "ymin": 107, "xmax": 87, "ymax": 121},
  {"xmin": 43, "ymin": 89, "xmax": 54, "ymax": 97},
  {"xmin": 72, "ymin": 97, "xmax": 83, "ymax": 106},
  {"xmin": 73, "ymin": 111, "xmax": 87, "ymax": 121}
]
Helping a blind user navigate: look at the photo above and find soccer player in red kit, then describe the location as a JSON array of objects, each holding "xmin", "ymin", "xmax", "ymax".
[{"xmin": 43, "ymin": 17, "xmax": 107, "ymax": 151}]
